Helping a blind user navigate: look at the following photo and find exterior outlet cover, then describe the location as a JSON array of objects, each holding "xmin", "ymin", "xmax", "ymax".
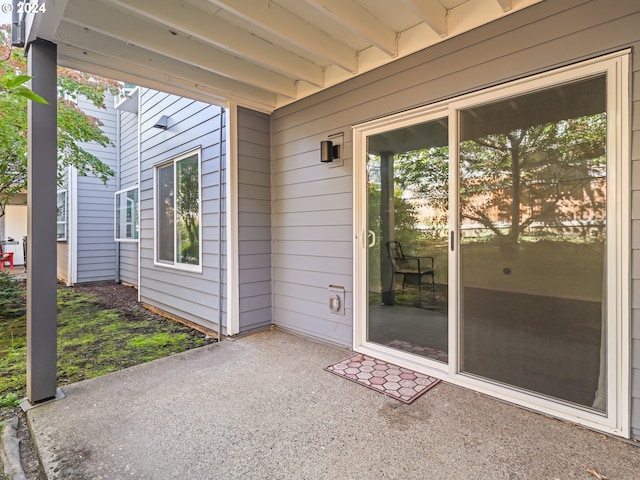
[{"xmin": 328, "ymin": 285, "xmax": 345, "ymax": 315}]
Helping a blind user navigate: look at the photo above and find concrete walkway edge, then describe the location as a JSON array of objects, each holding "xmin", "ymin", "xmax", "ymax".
[{"xmin": 1, "ymin": 417, "xmax": 27, "ymax": 480}]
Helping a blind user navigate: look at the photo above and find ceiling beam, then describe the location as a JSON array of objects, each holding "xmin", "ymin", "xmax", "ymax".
[
  {"xmin": 64, "ymin": 0, "xmax": 297, "ymax": 98},
  {"xmin": 25, "ymin": 0, "xmax": 68, "ymax": 45},
  {"xmin": 102, "ymin": 0, "xmax": 325, "ymax": 87},
  {"xmin": 58, "ymin": 49, "xmax": 276, "ymax": 113},
  {"xmin": 495, "ymin": 0, "xmax": 512, "ymax": 12},
  {"xmin": 304, "ymin": 0, "xmax": 397, "ymax": 57},
  {"xmin": 403, "ymin": 0, "xmax": 447, "ymax": 37},
  {"xmin": 208, "ymin": 0, "xmax": 357, "ymax": 72},
  {"xmin": 55, "ymin": 22, "xmax": 277, "ymax": 110},
  {"xmin": 59, "ymin": 54, "xmax": 228, "ymax": 110}
]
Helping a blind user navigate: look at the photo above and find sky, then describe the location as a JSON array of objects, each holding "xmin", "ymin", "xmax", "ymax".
[{"xmin": 1, "ymin": 8, "xmax": 10, "ymax": 27}]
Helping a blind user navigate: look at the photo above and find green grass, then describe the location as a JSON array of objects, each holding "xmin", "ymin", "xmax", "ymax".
[{"xmin": 0, "ymin": 275, "xmax": 213, "ymax": 419}]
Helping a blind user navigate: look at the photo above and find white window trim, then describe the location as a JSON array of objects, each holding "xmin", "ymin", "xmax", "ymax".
[
  {"xmin": 56, "ymin": 189, "xmax": 67, "ymax": 242},
  {"xmin": 353, "ymin": 51, "xmax": 630, "ymax": 437},
  {"xmin": 153, "ymin": 148, "xmax": 203, "ymax": 273},
  {"xmin": 114, "ymin": 185, "xmax": 140, "ymax": 242}
]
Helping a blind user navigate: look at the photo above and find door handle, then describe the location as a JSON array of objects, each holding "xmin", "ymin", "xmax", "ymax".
[
  {"xmin": 368, "ymin": 230, "xmax": 376, "ymax": 248},
  {"xmin": 450, "ymin": 230, "xmax": 455, "ymax": 251}
]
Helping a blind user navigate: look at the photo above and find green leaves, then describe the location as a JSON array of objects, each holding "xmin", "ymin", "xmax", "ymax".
[
  {"xmin": 0, "ymin": 26, "xmax": 121, "ymax": 216},
  {"xmin": 0, "ymin": 73, "xmax": 48, "ymax": 104}
]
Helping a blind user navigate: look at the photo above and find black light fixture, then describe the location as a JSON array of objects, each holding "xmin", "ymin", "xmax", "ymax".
[
  {"xmin": 11, "ymin": 3, "xmax": 25, "ymax": 47},
  {"xmin": 153, "ymin": 115, "xmax": 169, "ymax": 129},
  {"xmin": 320, "ymin": 140, "xmax": 340, "ymax": 163}
]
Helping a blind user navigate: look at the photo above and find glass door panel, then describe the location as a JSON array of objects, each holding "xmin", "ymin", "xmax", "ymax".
[
  {"xmin": 458, "ymin": 76, "xmax": 607, "ymax": 412},
  {"xmin": 366, "ymin": 118, "xmax": 449, "ymax": 363}
]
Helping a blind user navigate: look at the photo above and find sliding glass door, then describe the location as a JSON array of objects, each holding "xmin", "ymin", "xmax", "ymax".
[
  {"xmin": 458, "ymin": 76, "xmax": 608, "ymax": 412},
  {"xmin": 355, "ymin": 53, "xmax": 628, "ymax": 434},
  {"xmin": 366, "ymin": 117, "xmax": 449, "ymax": 363}
]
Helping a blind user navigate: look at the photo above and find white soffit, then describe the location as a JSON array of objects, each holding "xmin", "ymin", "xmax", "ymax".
[{"xmin": 28, "ymin": 0, "xmax": 543, "ymax": 112}]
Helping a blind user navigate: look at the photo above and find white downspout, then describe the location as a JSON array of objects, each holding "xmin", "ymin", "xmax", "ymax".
[
  {"xmin": 137, "ymin": 88, "xmax": 142, "ymax": 302},
  {"xmin": 115, "ymin": 107, "xmax": 121, "ymax": 283},
  {"xmin": 225, "ymin": 102, "xmax": 239, "ymax": 336}
]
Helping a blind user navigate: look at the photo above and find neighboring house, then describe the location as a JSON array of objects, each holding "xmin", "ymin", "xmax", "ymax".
[
  {"xmin": 0, "ymin": 193, "xmax": 27, "ymax": 268},
  {"xmin": 21, "ymin": 0, "xmax": 640, "ymax": 442},
  {"xmin": 58, "ymin": 87, "xmax": 272, "ymax": 335},
  {"xmin": 56, "ymin": 93, "xmax": 118, "ymax": 285}
]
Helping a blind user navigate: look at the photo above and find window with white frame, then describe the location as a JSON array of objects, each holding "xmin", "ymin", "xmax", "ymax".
[
  {"xmin": 56, "ymin": 190, "xmax": 67, "ymax": 241},
  {"xmin": 155, "ymin": 150, "xmax": 201, "ymax": 269},
  {"xmin": 115, "ymin": 186, "xmax": 139, "ymax": 241}
]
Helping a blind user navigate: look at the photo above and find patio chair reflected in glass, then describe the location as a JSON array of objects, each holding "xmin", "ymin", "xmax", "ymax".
[{"xmin": 386, "ymin": 241, "xmax": 435, "ymax": 297}]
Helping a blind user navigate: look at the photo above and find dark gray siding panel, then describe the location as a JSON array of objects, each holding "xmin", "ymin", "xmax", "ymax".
[
  {"xmin": 237, "ymin": 107, "xmax": 272, "ymax": 332},
  {"xmin": 271, "ymin": 0, "xmax": 639, "ymax": 435},
  {"xmin": 75, "ymin": 94, "xmax": 118, "ymax": 283},
  {"xmin": 117, "ymin": 109, "xmax": 139, "ymax": 286},
  {"xmin": 138, "ymin": 89, "xmax": 226, "ymax": 332}
]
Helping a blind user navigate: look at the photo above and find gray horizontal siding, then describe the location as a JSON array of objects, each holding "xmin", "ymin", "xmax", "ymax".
[
  {"xmin": 237, "ymin": 107, "xmax": 272, "ymax": 332},
  {"xmin": 74, "ymin": 94, "xmax": 118, "ymax": 283},
  {"xmin": 119, "ymin": 111, "xmax": 139, "ymax": 189},
  {"xmin": 117, "ymin": 108, "xmax": 139, "ymax": 286},
  {"xmin": 118, "ymin": 243, "xmax": 138, "ymax": 286},
  {"xmin": 138, "ymin": 88, "xmax": 226, "ymax": 332},
  {"xmin": 270, "ymin": 0, "xmax": 640, "ymax": 397}
]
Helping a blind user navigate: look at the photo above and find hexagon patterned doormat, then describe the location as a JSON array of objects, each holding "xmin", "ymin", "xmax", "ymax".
[{"xmin": 324, "ymin": 353, "xmax": 440, "ymax": 404}]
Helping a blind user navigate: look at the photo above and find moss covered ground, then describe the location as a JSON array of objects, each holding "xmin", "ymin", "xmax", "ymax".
[{"xmin": 0, "ymin": 275, "xmax": 214, "ymax": 419}]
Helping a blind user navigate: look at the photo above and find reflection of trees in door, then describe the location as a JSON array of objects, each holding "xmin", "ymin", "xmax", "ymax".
[
  {"xmin": 367, "ymin": 152, "xmax": 449, "ymax": 305},
  {"xmin": 459, "ymin": 76, "xmax": 607, "ymax": 412},
  {"xmin": 366, "ymin": 117, "xmax": 450, "ymax": 363},
  {"xmin": 459, "ymin": 114, "xmax": 606, "ymax": 245},
  {"xmin": 366, "ymin": 159, "xmax": 422, "ymax": 297}
]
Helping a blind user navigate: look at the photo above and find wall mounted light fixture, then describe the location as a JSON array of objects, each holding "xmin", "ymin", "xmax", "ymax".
[
  {"xmin": 320, "ymin": 140, "xmax": 340, "ymax": 163},
  {"xmin": 153, "ymin": 115, "xmax": 169, "ymax": 129}
]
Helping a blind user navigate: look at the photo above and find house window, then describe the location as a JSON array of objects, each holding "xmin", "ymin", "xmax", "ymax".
[
  {"xmin": 115, "ymin": 186, "xmax": 139, "ymax": 241},
  {"xmin": 56, "ymin": 190, "xmax": 67, "ymax": 241},
  {"xmin": 155, "ymin": 149, "xmax": 201, "ymax": 270}
]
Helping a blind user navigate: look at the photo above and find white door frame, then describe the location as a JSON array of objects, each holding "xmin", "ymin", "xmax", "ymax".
[{"xmin": 353, "ymin": 51, "xmax": 630, "ymax": 437}]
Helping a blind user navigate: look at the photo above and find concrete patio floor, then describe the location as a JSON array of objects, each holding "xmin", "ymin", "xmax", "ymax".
[{"xmin": 26, "ymin": 329, "xmax": 640, "ymax": 479}]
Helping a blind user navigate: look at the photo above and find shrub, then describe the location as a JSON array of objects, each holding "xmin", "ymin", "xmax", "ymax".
[{"xmin": 0, "ymin": 272, "xmax": 25, "ymax": 315}]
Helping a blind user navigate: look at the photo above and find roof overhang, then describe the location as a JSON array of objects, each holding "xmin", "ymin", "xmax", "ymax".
[{"xmin": 19, "ymin": 0, "xmax": 543, "ymax": 113}]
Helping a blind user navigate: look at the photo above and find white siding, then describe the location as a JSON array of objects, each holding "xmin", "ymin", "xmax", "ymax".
[{"xmin": 1, "ymin": 193, "xmax": 27, "ymax": 267}]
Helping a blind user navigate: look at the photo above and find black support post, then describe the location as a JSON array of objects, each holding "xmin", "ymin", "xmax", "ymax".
[
  {"xmin": 26, "ymin": 39, "xmax": 58, "ymax": 404},
  {"xmin": 380, "ymin": 151, "xmax": 395, "ymax": 305}
]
